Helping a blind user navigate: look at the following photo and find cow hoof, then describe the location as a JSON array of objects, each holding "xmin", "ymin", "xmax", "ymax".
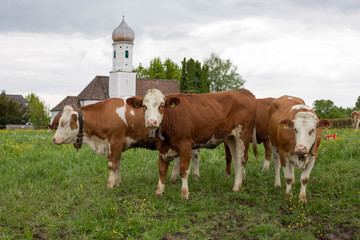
[
  {"xmin": 155, "ymin": 191, "xmax": 163, "ymax": 197},
  {"xmin": 170, "ymin": 177, "xmax": 178, "ymax": 184},
  {"xmin": 233, "ymin": 185, "xmax": 242, "ymax": 192},
  {"xmin": 224, "ymin": 172, "xmax": 231, "ymax": 178},
  {"xmin": 181, "ymin": 188, "xmax": 189, "ymax": 200},
  {"xmin": 192, "ymin": 174, "xmax": 200, "ymax": 181},
  {"xmin": 285, "ymin": 190, "xmax": 293, "ymax": 198},
  {"xmin": 299, "ymin": 193, "xmax": 307, "ymax": 204}
]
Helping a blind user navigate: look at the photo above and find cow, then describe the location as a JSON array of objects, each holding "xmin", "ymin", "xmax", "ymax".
[
  {"xmin": 351, "ymin": 111, "xmax": 360, "ymax": 130},
  {"xmin": 267, "ymin": 95, "xmax": 331, "ymax": 203},
  {"xmin": 224, "ymin": 97, "xmax": 275, "ymax": 174},
  {"xmin": 254, "ymin": 98, "xmax": 275, "ymax": 171},
  {"xmin": 126, "ymin": 88, "xmax": 257, "ymax": 200},
  {"xmin": 52, "ymin": 98, "xmax": 199, "ymax": 188},
  {"xmin": 48, "ymin": 114, "xmax": 62, "ymax": 130}
]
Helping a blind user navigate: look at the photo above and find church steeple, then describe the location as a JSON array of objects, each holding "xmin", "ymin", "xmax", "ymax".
[{"xmin": 109, "ymin": 17, "xmax": 136, "ymax": 98}]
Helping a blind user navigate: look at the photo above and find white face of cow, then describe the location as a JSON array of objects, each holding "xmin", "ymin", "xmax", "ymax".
[
  {"xmin": 52, "ymin": 106, "xmax": 79, "ymax": 145},
  {"xmin": 143, "ymin": 89, "xmax": 165, "ymax": 129},
  {"xmin": 292, "ymin": 112, "xmax": 318, "ymax": 154}
]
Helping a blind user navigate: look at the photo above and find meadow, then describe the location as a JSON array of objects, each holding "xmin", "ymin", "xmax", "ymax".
[{"xmin": 0, "ymin": 128, "xmax": 359, "ymax": 239}]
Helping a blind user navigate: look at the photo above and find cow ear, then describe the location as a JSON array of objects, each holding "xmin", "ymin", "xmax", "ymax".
[
  {"xmin": 127, "ymin": 97, "xmax": 143, "ymax": 108},
  {"xmin": 317, "ymin": 119, "xmax": 331, "ymax": 130},
  {"xmin": 165, "ymin": 97, "xmax": 180, "ymax": 108},
  {"xmin": 280, "ymin": 119, "xmax": 294, "ymax": 129},
  {"xmin": 71, "ymin": 113, "xmax": 78, "ymax": 123}
]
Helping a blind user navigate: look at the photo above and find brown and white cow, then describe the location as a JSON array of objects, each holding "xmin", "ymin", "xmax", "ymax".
[
  {"xmin": 224, "ymin": 97, "xmax": 275, "ymax": 174},
  {"xmin": 268, "ymin": 96, "xmax": 331, "ymax": 203},
  {"xmin": 351, "ymin": 111, "xmax": 360, "ymax": 130},
  {"xmin": 127, "ymin": 88, "xmax": 257, "ymax": 200},
  {"xmin": 52, "ymin": 98, "xmax": 199, "ymax": 188}
]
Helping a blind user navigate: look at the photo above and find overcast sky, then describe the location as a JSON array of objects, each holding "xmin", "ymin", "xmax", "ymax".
[{"xmin": 1, "ymin": 0, "xmax": 360, "ymax": 110}]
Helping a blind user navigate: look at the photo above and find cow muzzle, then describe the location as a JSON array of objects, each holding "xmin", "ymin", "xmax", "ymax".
[
  {"xmin": 52, "ymin": 137, "xmax": 62, "ymax": 145},
  {"xmin": 295, "ymin": 145, "xmax": 308, "ymax": 154},
  {"xmin": 146, "ymin": 119, "xmax": 158, "ymax": 129}
]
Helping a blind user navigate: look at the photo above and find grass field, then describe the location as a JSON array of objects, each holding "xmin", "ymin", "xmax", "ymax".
[{"xmin": 0, "ymin": 128, "xmax": 359, "ymax": 239}]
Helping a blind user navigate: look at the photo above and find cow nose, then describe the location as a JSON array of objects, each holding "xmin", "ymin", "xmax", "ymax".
[
  {"xmin": 147, "ymin": 119, "xmax": 158, "ymax": 128},
  {"xmin": 52, "ymin": 137, "xmax": 60, "ymax": 145},
  {"xmin": 295, "ymin": 145, "xmax": 307, "ymax": 153}
]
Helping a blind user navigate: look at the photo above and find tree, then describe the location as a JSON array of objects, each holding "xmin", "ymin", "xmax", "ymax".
[
  {"xmin": 356, "ymin": 96, "xmax": 360, "ymax": 109},
  {"xmin": 25, "ymin": 93, "xmax": 50, "ymax": 127},
  {"xmin": 163, "ymin": 58, "xmax": 181, "ymax": 80},
  {"xmin": 180, "ymin": 58, "xmax": 209, "ymax": 93},
  {"xmin": 135, "ymin": 57, "xmax": 181, "ymax": 81},
  {"xmin": 0, "ymin": 94, "xmax": 28, "ymax": 127},
  {"xmin": 313, "ymin": 99, "xmax": 352, "ymax": 119},
  {"xmin": 313, "ymin": 99, "xmax": 336, "ymax": 119},
  {"xmin": 204, "ymin": 52, "xmax": 245, "ymax": 92}
]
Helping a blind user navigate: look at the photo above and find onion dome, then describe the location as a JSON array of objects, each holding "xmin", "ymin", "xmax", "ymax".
[{"xmin": 112, "ymin": 17, "xmax": 135, "ymax": 43}]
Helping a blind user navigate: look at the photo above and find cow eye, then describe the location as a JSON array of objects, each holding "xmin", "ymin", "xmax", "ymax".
[
  {"xmin": 309, "ymin": 129, "xmax": 315, "ymax": 135},
  {"xmin": 159, "ymin": 105, "xmax": 164, "ymax": 111},
  {"xmin": 61, "ymin": 121, "xmax": 67, "ymax": 127},
  {"xmin": 143, "ymin": 105, "xmax": 147, "ymax": 110},
  {"xmin": 294, "ymin": 128, "xmax": 298, "ymax": 133}
]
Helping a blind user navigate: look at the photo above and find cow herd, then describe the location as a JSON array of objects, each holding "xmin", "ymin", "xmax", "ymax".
[{"xmin": 52, "ymin": 88, "xmax": 335, "ymax": 203}]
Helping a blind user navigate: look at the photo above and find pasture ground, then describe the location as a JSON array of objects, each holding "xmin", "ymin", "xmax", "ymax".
[{"xmin": 0, "ymin": 129, "xmax": 359, "ymax": 239}]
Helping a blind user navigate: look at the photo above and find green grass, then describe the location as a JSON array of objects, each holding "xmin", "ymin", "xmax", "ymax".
[{"xmin": 0, "ymin": 129, "xmax": 359, "ymax": 239}]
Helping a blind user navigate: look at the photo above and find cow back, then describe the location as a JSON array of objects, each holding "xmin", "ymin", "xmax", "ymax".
[{"xmin": 161, "ymin": 89, "xmax": 256, "ymax": 149}]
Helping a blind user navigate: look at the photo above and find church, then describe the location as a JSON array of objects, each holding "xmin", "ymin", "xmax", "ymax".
[{"xmin": 50, "ymin": 18, "xmax": 180, "ymax": 122}]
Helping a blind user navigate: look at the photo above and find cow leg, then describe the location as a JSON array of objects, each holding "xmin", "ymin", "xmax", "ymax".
[
  {"xmin": 299, "ymin": 156, "xmax": 315, "ymax": 204},
  {"xmin": 179, "ymin": 145, "xmax": 192, "ymax": 200},
  {"xmin": 227, "ymin": 136, "xmax": 245, "ymax": 192},
  {"xmin": 107, "ymin": 146, "xmax": 122, "ymax": 188},
  {"xmin": 191, "ymin": 149, "xmax": 200, "ymax": 181},
  {"xmin": 170, "ymin": 149, "xmax": 200, "ymax": 183},
  {"xmin": 224, "ymin": 141, "xmax": 232, "ymax": 177},
  {"xmin": 170, "ymin": 157, "xmax": 180, "ymax": 183},
  {"xmin": 262, "ymin": 139, "xmax": 272, "ymax": 171},
  {"xmin": 272, "ymin": 145, "xmax": 281, "ymax": 188},
  {"xmin": 156, "ymin": 154, "xmax": 169, "ymax": 197},
  {"xmin": 283, "ymin": 157, "xmax": 294, "ymax": 198}
]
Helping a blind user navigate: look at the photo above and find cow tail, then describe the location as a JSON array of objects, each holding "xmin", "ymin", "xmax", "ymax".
[{"xmin": 252, "ymin": 127, "xmax": 258, "ymax": 158}]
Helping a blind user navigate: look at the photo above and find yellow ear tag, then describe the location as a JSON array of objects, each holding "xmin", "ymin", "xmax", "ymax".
[
  {"xmin": 283, "ymin": 124, "xmax": 289, "ymax": 129},
  {"xmin": 170, "ymin": 103, "xmax": 176, "ymax": 108}
]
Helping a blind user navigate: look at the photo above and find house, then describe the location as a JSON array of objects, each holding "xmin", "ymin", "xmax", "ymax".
[
  {"xmin": 50, "ymin": 18, "xmax": 180, "ymax": 122},
  {"xmin": 1, "ymin": 91, "xmax": 29, "ymax": 108}
]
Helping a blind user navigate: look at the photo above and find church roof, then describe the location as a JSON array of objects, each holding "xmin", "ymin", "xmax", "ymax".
[
  {"xmin": 136, "ymin": 79, "xmax": 180, "ymax": 96},
  {"xmin": 112, "ymin": 18, "xmax": 135, "ymax": 43},
  {"xmin": 50, "ymin": 76, "xmax": 180, "ymax": 112},
  {"xmin": 77, "ymin": 76, "xmax": 109, "ymax": 100}
]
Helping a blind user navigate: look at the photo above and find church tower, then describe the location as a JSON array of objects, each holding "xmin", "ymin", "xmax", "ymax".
[{"xmin": 109, "ymin": 17, "xmax": 136, "ymax": 98}]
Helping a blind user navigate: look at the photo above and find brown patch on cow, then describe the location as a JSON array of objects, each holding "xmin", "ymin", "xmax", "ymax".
[
  {"xmin": 126, "ymin": 96, "xmax": 143, "ymax": 108},
  {"xmin": 286, "ymin": 178, "xmax": 293, "ymax": 185},
  {"xmin": 70, "ymin": 114, "xmax": 78, "ymax": 130},
  {"xmin": 158, "ymin": 102, "xmax": 165, "ymax": 115},
  {"xmin": 301, "ymin": 178, "xmax": 309, "ymax": 185}
]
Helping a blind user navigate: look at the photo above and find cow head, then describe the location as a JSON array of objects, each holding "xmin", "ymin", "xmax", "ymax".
[
  {"xmin": 52, "ymin": 106, "xmax": 80, "ymax": 145},
  {"xmin": 126, "ymin": 89, "xmax": 180, "ymax": 129},
  {"xmin": 280, "ymin": 112, "xmax": 331, "ymax": 155}
]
